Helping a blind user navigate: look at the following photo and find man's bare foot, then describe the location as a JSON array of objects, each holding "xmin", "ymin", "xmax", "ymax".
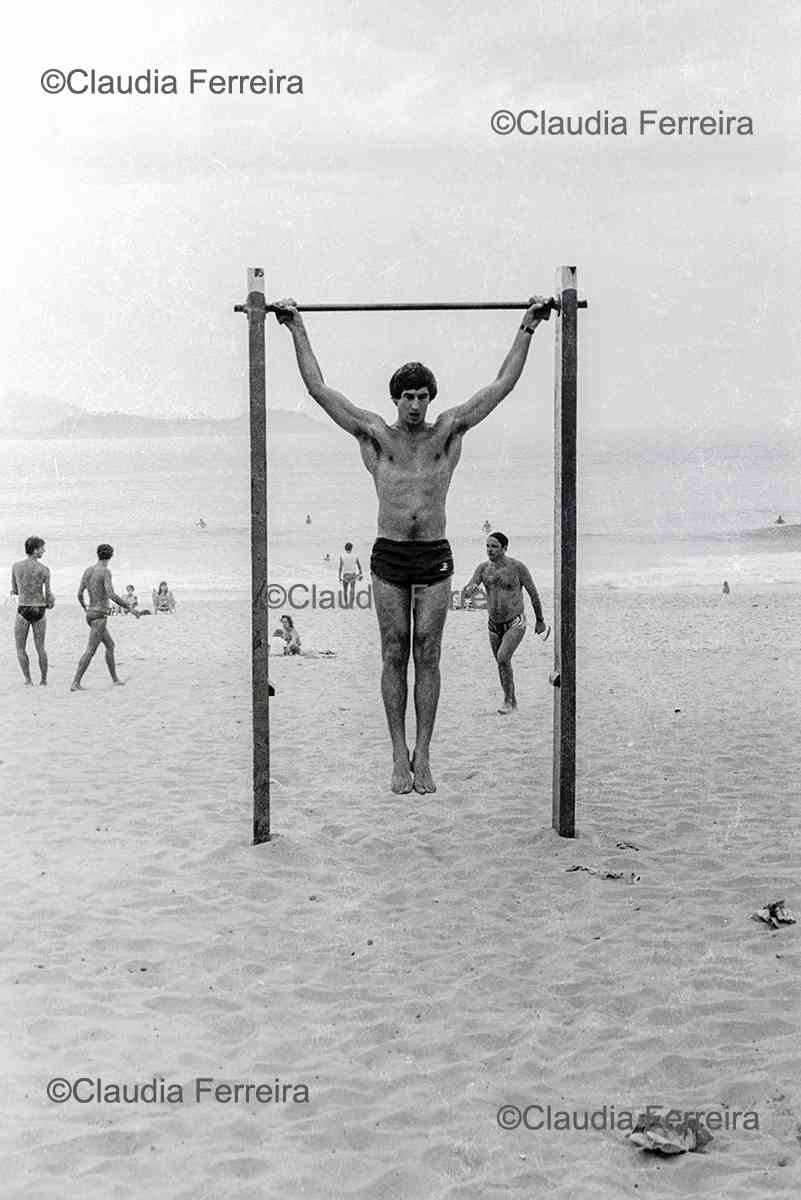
[
  {"xmin": 497, "ymin": 700, "xmax": 518, "ymax": 715},
  {"xmin": 39, "ymin": 680, "xmax": 47, "ymax": 686},
  {"xmin": 112, "ymin": 679, "xmax": 126, "ymax": 686},
  {"xmin": 411, "ymin": 751, "xmax": 437, "ymax": 794},
  {"xmin": 390, "ymin": 754, "xmax": 414, "ymax": 794},
  {"xmin": 70, "ymin": 683, "xmax": 83, "ymax": 692},
  {"xmin": 23, "ymin": 679, "xmax": 33, "ymax": 686}
]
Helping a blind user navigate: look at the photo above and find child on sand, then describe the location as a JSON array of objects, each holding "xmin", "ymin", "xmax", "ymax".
[{"xmin": 276, "ymin": 614, "xmax": 301, "ymax": 654}]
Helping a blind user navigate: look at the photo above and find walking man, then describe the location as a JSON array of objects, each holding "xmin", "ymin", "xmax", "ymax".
[
  {"xmin": 71, "ymin": 544, "xmax": 140, "ymax": 691},
  {"xmin": 275, "ymin": 296, "xmax": 551, "ymax": 792},
  {"xmin": 464, "ymin": 532, "xmax": 547, "ymax": 713}
]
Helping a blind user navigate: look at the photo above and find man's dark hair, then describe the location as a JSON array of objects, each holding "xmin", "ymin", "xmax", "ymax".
[
  {"xmin": 389, "ymin": 362, "xmax": 438, "ymax": 401},
  {"xmin": 344, "ymin": 542, "xmax": 353, "ymax": 552},
  {"xmin": 25, "ymin": 536, "xmax": 44, "ymax": 556},
  {"xmin": 97, "ymin": 544, "xmax": 114, "ymax": 561},
  {"xmin": 489, "ymin": 531, "xmax": 509, "ymax": 550}
]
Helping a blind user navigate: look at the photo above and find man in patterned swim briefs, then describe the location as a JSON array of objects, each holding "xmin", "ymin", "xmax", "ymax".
[
  {"xmin": 463, "ymin": 531, "xmax": 547, "ymax": 714},
  {"xmin": 11, "ymin": 535, "xmax": 55, "ymax": 685},
  {"xmin": 70, "ymin": 544, "xmax": 141, "ymax": 692},
  {"xmin": 275, "ymin": 296, "xmax": 551, "ymax": 793}
]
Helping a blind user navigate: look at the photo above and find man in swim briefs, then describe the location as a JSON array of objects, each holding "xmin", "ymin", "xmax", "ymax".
[
  {"xmin": 71, "ymin": 544, "xmax": 140, "ymax": 691},
  {"xmin": 11, "ymin": 536, "xmax": 55, "ymax": 685},
  {"xmin": 338, "ymin": 541, "xmax": 363, "ymax": 608},
  {"xmin": 464, "ymin": 532, "xmax": 546, "ymax": 714},
  {"xmin": 274, "ymin": 294, "xmax": 551, "ymax": 793}
]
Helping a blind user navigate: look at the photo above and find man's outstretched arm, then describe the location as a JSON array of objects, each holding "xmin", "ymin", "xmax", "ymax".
[
  {"xmin": 443, "ymin": 296, "xmax": 551, "ymax": 434},
  {"xmin": 105, "ymin": 571, "xmax": 140, "ymax": 617},
  {"xmin": 274, "ymin": 299, "xmax": 380, "ymax": 439}
]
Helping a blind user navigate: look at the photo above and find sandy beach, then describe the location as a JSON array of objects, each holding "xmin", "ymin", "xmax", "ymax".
[{"xmin": 2, "ymin": 585, "xmax": 800, "ymax": 1198}]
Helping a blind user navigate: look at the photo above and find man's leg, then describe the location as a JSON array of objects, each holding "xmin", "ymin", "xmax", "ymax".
[
  {"xmin": 71, "ymin": 620, "xmax": 106, "ymax": 690},
  {"xmin": 371, "ymin": 575, "xmax": 413, "ymax": 793},
  {"xmin": 410, "ymin": 579, "xmax": 451, "ymax": 793},
  {"xmin": 14, "ymin": 614, "xmax": 33, "ymax": 684},
  {"xmin": 31, "ymin": 616, "xmax": 48, "ymax": 685},
  {"xmin": 495, "ymin": 624, "xmax": 526, "ymax": 714},
  {"xmin": 102, "ymin": 626, "xmax": 124, "ymax": 684}
]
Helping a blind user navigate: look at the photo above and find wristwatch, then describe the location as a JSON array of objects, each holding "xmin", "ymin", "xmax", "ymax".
[{"xmin": 520, "ymin": 323, "xmax": 537, "ymax": 335}]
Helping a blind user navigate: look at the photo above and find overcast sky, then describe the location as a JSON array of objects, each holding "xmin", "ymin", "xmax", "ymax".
[{"xmin": 3, "ymin": 0, "xmax": 800, "ymax": 443}]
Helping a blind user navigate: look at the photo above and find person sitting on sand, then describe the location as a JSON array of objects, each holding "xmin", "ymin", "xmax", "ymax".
[
  {"xmin": 276, "ymin": 614, "xmax": 301, "ymax": 655},
  {"xmin": 71, "ymin": 544, "xmax": 140, "ymax": 691},
  {"xmin": 463, "ymin": 531, "xmax": 547, "ymax": 714},
  {"xmin": 776, "ymin": 515, "xmax": 785, "ymax": 525},
  {"xmin": 152, "ymin": 581, "xmax": 176, "ymax": 613},
  {"xmin": 11, "ymin": 535, "xmax": 55, "ymax": 685},
  {"xmin": 124, "ymin": 584, "xmax": 138, "ymax": 612}
]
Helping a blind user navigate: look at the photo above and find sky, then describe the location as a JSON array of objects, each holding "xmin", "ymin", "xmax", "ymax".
[{"xmin": 3, "ymin": 0, "xmax": 800, "ymax": 445}]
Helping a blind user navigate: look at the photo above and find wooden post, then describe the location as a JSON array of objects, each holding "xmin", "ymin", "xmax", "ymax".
[
  {"xmin": 243, "ymin": 268, "xmax": 271, "ymax": 844},
  {"xmin": 552, "ymin": 266, "xmax": 578, "ymax": 837}
]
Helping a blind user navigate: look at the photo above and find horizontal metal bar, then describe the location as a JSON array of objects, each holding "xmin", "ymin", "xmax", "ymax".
[{"xmin": 264, "ymin": 299, "xmax": 588, "ymax": 313}]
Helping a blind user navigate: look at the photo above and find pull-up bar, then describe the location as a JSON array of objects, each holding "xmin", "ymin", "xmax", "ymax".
[
  {"xmin": 236, "ymin": 268, "xmax": 582, "ymax": 844},
  {"xmin": 235, "ymin": 299, "xmax": 588, "ymax": 314}
]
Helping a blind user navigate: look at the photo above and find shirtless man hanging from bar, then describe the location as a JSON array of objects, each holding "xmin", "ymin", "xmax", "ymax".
[{"xmin": 274, "ymin": 296, "xmax": 550, "ymax": 793}]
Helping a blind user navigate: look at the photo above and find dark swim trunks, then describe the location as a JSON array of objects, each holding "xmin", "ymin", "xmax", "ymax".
[
  {"xmin": 18, "ymin": 605, "xmax": 45, "ymax": 624},
  {"xmin": 488, "ymin": 613, "xmax": 526, "ymax": 638},
  {"xmin": 370, "ymin": 538, "xmax": 454, "ymax": 588}
]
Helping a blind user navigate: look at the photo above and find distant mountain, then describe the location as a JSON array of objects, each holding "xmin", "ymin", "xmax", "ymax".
[
  {"xmin": 266, "ymin": 410, "xmax": 335, "ymax": 437},
  {"xmin": 49, "ymin": 413, "xmax": 251, "ymax": 439},
  {"xmin": 0, "ymin": 390, "xmax": 85, "ymax": 436},
  {"xmin": 0, "ymin": 397, "xmax": 334, "ymax": 439}
]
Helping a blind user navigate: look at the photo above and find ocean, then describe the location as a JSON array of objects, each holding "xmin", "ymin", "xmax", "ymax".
[{"xmin": 3, "ymin": 432, "xmax": 800, "ymax": 598}]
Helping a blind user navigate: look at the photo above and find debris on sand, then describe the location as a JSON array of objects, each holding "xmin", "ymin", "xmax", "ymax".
[
  {"xmin": 629, "ymin": 1111, "xmax": 713, "ymax": 1154},
  {"xmin": 751, "ymin": 899, "xmax": 796, "ymax": 929},
  {"xmin": 565, "ymin": 865, "xmax": 640, "ymax": 883}
]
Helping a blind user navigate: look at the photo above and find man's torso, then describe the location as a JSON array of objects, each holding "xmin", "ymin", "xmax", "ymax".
[
  {"xmin": 482, "ymin": 558, "xmax": 525, "ymax": 621},
  {"xmin": 82, "ymin": 564, "xmax": 112, "ymax": 614},
  {"xmin": 357, "ymin": 417, "xmax": 462, "ymax": 541},
  {"xmin": 13, "ymin": 559, "xmax": 48, "ymax": 606}
]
